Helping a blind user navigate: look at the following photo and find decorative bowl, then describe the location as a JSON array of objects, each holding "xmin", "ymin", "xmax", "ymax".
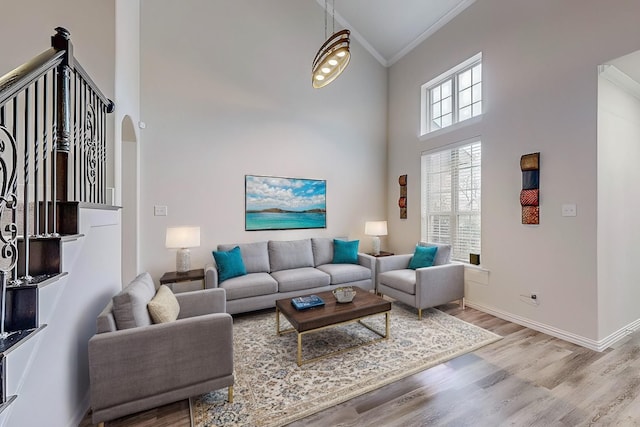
[{"xmin": 333, "ymin": 286, "xmax": 356, "ymax": 303}]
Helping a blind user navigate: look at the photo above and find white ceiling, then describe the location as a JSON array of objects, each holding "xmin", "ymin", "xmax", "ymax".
[{"xmin": 317, "ymin": 0, "xmax": 476, "ymax": 67}]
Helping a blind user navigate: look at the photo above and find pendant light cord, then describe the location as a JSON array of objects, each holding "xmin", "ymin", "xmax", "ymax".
[
  {"xmin": 324, "ymin": 0, "xmax": 337, "ymax": 38},
  {"xmin": 324, "ymin": 0, "xmax": 328, "ymax": 39},
  {"xmin": 332, "ymin": 0, "xmax": 335, "ymax": 35}
]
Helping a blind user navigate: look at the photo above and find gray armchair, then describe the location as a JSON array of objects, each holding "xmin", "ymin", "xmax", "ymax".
[
  {"xmin": 88, "ymin": 274, "xmax": 233, "ymax": 426},
  {"xmin": 377, "ymin": 243, "xmax": 464, "ymax": 319}
]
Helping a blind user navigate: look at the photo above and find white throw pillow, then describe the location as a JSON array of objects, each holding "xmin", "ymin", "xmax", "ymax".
[{"xmin": 147, "ymin": 285, "xmax": 180, "ymax": 324}]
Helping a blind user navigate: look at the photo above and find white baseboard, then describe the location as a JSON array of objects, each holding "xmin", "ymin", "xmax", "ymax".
[
  {"xmin": 466, "ymin": 301, "xmax": 640, "ymax": 352},
  {"xmin": 68, "ymin": 391, "xmax": 91, "ymax": 427}
]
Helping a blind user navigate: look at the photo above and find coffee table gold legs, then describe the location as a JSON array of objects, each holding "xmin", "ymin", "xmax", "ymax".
[{"xmin": 294, "ymin": 311, "xmax": 390, "ymax": 366}]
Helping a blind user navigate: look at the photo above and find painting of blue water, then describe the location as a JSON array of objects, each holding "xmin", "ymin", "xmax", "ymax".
[
  {"xmin": 246, "ymin": 212, "xmax": 326, "ymax": 230},
  {"xmin": 245, "ymin": 175, "xmax": 326, "ymax": 230}
]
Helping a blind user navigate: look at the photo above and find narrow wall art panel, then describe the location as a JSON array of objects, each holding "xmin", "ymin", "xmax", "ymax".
[
  {"xmin": 245, "ymin": 175, "xmax": 326, "ymax": 231},
  {"xmin": 520, "ymin": 153, "xmax": 540, "ymax": 224},
  {"xmin": 399, "ymin": 174, "xmax": 407, "ymax": 219}
]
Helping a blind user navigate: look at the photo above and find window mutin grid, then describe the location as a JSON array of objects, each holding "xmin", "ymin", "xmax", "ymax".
[{"xmin": 421, "ymin": 53, "xmax": 482, "ymax": 136}]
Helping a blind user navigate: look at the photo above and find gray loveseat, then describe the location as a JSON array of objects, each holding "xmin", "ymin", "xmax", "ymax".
[
  {"xmin": 205, "ymin": 237, "xmax": 375, "ymax": 314},
  {"xmin": 88, "ymin": 273, "xmax": 234, "ymax": 425}
]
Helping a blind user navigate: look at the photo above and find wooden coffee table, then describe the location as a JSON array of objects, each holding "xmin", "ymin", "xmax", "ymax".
[{"xmin": 275, "ymin": 287, "xmax": 391, "ymax": 366}]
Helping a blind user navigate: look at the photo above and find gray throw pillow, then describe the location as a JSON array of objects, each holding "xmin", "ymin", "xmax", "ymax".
[
  {"xmin": 112, "ymin": 272, "xmax": 156, "ymax": 330},
  {"xmin": 418, "ymin": 242, "xmax": 452, "ymax": 265}
]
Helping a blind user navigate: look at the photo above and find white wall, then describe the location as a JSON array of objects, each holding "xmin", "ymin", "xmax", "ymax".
[
  {"xmin": 387, "ymin": 0, "xmax": 640, "ymax": 344},
  {"xmin": 597, "ymin": 71, "xmax": 640, "ymax": 340},
  {"xmin": 115, "ymin": 0, "xmax": 141, "ymax": 205},
  {"xmin": 115, "ymin": 0, "xmax": 142, "ymax": 284},
  {"xmin": 2, "ymin": 0, "xmax": 116, "ymax": 194},
  {"xmin": 2, "ymin": 0, "xmax": 114, "ymax": 96},
  {"xmin": 138, "ymin": 0, "xmax": 388, "ymax": 280},
  {"xmin": 1, "ymin": 2, "xmax": 119, "ymax": 425},
  {"xmin": 1, "ymin": 208, "xmax": 121, "ymax": 427}
]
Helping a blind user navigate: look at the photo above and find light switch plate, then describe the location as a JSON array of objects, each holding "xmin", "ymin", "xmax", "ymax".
[
  {"xmin": 562, "ymin": 203, "xmax": 576, "ymax": 217},
  {"xmin": 154, "ymin": 205, "xmax": 168, "ymax": 216}
]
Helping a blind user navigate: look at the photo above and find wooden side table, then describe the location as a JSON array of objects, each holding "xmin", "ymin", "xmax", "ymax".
[
  {"xmin": 367, "ymin": 251, "xmax": 395, "ymax": 257},
  {"xmin": 159, "ymin": 268, "xmax": 205, "ymax": 293}
]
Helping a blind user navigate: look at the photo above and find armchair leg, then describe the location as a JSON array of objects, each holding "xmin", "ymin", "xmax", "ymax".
[
  {"xmin": 460, "ymin": 298, "xmax": 465, "ymax": 309},
  {"xmin": 228, "ymin": 385, "xmax": 234, "ymax": 403},
  {"xmin": 418, "ymin": 308, "xmax": 422, "ymax": 320}
]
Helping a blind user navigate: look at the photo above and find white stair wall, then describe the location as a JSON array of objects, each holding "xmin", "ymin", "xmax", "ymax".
[{"xmin": 0, "ymin": 206, "xmax": 121, "ymax": 427}]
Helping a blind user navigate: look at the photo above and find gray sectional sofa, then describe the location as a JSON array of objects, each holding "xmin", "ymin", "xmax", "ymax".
[{"xmin": 205, "ymin": 237, "xmax": 375, "ymax": 314}]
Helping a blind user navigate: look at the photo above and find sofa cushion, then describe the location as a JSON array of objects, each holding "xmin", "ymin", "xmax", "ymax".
[
  {"xmin": 311, "ymin": 238, "xmax": 333, "ymax": 266},
  {"xmin": 271, "ymin": 267, "xmax": 330, "ymax": 292},
  {"xmin": 147, "ymin": 285, "xmax": 180, "ymax": 323},
  {"xmin": 213, "ymin": 246, "xmax": 247, "ymax": 282},
  {"xmin": 316, "ymin": 263, "xmax": 371, "ymax": 285},
  {"xmin": 418, "ymin": 242, "xmax": 452, "ymax": 265},
  {"xmin": 217, "ymin": 241, "xmax": 270, "ymax": 273},
  {"xmin": 112, "ymin": 272, "xmax": 156, "ymax": 330},
  {"xmin": 379, "ymin": 269, "xmax": 416, "ymax": 295},
  {"xmin": 332, "ymin": 239, "xmax": 359, "ymax": 264},
  {"xmin": 220, "ymin": 272, "xmax": 278, "ymax": 301},
  {"xmin": 408, "ymin": 245, "xmax": 438, "ymax": 270},
  {"xmin": 269, "ymin": 239, "xmax": 314, "ymax": 272}
]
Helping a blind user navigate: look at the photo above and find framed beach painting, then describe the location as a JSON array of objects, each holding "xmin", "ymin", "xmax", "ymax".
[{"xmin": 245, "ymin": 175, "xmax": 327, "ymax": 231}]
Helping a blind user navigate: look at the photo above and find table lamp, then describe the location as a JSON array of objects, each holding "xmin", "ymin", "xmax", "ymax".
[
  {"xmin": 365, "ymin": 221, "xmax": 387, "ymax": 256},
  {"xmin": 166, "ymin": 226, "xmax": 200, "ymax": 273}
]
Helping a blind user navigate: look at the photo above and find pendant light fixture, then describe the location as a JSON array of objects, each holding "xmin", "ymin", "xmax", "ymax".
[{"xmin": 312, "ymin": 0, "xmax": 351, "ymax": 88}]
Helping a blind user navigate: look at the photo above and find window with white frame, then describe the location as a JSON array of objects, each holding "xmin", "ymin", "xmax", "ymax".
[
  {"xmin": 421, "ymin": 53, "xmax": 482, "ymax": 135},
  {"xmin": 421, "ymin": 140, "xmax": 481, "ymax": 262}
]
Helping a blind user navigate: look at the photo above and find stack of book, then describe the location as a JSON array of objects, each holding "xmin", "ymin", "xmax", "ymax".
[{"xmin": 291, "ymin": 295, "xmax": 325, "ymax": 310}]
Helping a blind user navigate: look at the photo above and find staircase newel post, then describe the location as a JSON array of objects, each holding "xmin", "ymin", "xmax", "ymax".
[{"xmin": 52, "ymin": 27, "xmax": 73, "ymax": 236}]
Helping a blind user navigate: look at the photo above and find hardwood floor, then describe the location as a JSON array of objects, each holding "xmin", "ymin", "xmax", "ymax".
[{"xmin": 80, "ymin": 305, "xmax": 640, "ymax": 426}]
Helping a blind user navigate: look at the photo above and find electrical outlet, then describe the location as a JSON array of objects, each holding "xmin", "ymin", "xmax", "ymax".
[
  {"xmin": 154, "ymin": 205, "xmax": 168, "ymax": 216},
  {"xmin": 562, "ymin": 203, "xmax": 577, "ymax": 217},
  {"xmin": 520, "ymin": 292, "xmax": 540, "ymax": 305}
]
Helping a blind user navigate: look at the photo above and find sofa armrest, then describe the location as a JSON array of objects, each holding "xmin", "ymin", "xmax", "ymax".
[
  {"xmin": 176, "ymin": 288, "xmax": 227, "ymax": 318},
  {"xmin": 415, "ymin": 263, "xmax": 464, "ymax": 307},
  {"xmin": 89, "ymin": 313, "xmax": 233, "ymax": 412},
  {"xmin": 204, "ymin": 263, "xmax": 219, "ymax": 289},
  {"xmin": 357, "ymin": 253, "xmax": 375, "ymax": 271},
  {"xmin": 376, "ymin": 254, "xmax": 412, "ymax": 273}
]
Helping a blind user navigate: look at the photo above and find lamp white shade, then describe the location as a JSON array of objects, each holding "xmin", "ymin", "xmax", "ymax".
[
  {"xmin": 166, "ymin": 227, "xmax": 200, "ymax": 273},
  {"xmin": 166, "ymin": 226, "xmax": 200, "ymax": 249},
  {"xmin": 365, "ymin": 221, "xmax": 388, "ymax": 236}
]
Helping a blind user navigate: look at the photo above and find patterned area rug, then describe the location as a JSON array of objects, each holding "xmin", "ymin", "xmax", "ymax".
[{"xmin": 191, "ymin": 302, "xmax": 501, "ymax": 427}]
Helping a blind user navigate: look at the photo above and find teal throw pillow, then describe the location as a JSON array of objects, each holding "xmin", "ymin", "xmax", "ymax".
[
  {"xmin": 212, "ymin": 246, "xmax": 247, "ymax": 282},
  {"xmin": 332, "ymin": 239, "xmax": 359, "ymax": 264},
  {"xmin": 408, "ymin": 245, "xmax": 438, "ymax": 270}
]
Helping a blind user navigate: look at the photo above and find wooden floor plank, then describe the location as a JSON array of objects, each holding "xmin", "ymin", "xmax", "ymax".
[{"xmin": 79, "ymin": 304, "xmax": 640, "ymax": 426}]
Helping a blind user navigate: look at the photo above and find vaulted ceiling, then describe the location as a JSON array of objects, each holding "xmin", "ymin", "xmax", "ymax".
[{"xmin": 318, "ymin": 0, "xmax": 476, "ymax": 66}]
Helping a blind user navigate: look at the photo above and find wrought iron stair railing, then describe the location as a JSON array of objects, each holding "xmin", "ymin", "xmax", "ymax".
[{"xmin": 0, "ymin": 27, "xmax": 114, "ymax": 411}]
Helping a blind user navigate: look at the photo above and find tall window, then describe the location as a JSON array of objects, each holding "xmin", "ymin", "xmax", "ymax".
[
  {"xmin": 421, "ymin": 141, "xmax": 481, "ymax": 262},
  {"xmin": 421, "ymin": 53, "xmax": 482, "ymax": 135}
]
